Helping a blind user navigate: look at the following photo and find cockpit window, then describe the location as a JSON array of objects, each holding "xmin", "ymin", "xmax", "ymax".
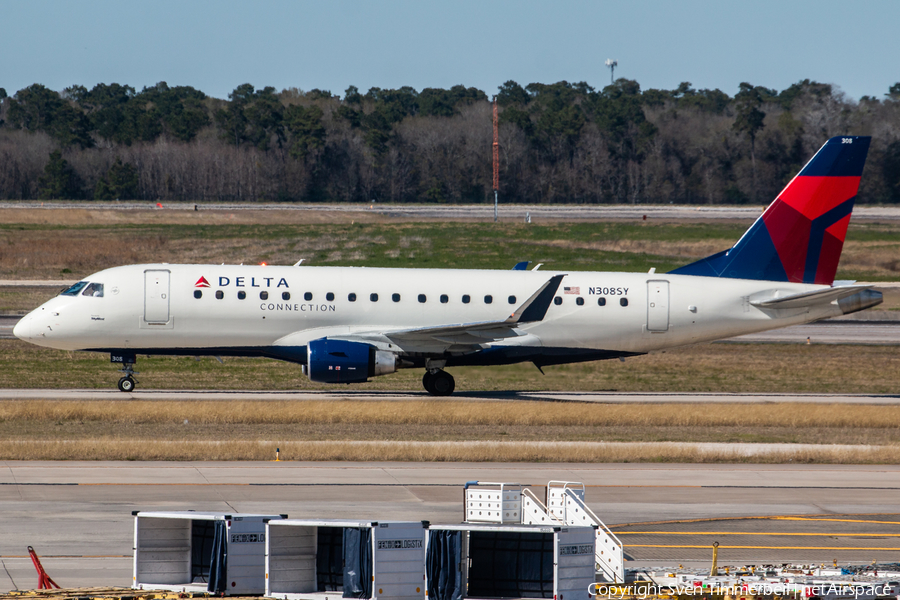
[
  {"xmin": 60, "ymin": 281, "xmax": 89, "ymax": 296},
  {"xmin": 82, "ymin": 282, "xmax": 104, "ymax": 297}
]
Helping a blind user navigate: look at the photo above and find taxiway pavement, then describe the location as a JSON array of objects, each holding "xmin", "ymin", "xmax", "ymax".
[{"xmin": 1, "ymin": 462, "xmax": 900, "ymax": 590}]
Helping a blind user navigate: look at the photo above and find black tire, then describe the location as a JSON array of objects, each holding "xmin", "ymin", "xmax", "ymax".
[
  {"xmin": 118, "ymin": 376, "xmax": 135, "ymax": 393},
  {"xmin": 429, "ymin": 371, "xmax": 455, "ymax": 396},
  {"xmin": 422, "ymin": 372, "xmax": 435, "ymax": 394}
]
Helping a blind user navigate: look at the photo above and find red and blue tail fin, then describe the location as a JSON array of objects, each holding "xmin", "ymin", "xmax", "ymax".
[{"xmin": 670, "ymin": 136, "xmax": 871, "ymax": 285}]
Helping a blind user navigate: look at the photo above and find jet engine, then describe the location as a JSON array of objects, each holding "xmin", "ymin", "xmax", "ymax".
[{"xmin": 305, "ymin": 338, "xmax": 398, "ymax": 384}]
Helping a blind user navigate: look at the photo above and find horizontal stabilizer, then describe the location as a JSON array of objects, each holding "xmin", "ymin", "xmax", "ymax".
[{"xmin": 750, "ymin": 284, "xmax": 872, "ymax": 309}]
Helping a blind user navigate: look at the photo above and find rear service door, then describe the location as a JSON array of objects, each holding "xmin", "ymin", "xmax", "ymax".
[
  {"xmin": 144, "ymin": 270, "xmax": 171, "ymax": 323},
  {"xmin": 646, "ymin": 280, "xmax": 669, "ymax": 332}
]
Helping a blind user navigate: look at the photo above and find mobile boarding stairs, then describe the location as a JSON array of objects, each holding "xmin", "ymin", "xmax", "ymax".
[{"xmin": 463, "ymin": 480, "xmax": 624, "ymax": 583}]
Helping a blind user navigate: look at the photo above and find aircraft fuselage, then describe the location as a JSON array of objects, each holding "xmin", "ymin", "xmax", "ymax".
[{"xmin": 15, "ymin": 263, "xmax": 854, "ymax": 364}]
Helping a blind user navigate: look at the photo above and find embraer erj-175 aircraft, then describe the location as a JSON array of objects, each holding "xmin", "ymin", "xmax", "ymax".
[{"xmin": 15, "ymin": 136, "xmax": 882, "ymax": 395}]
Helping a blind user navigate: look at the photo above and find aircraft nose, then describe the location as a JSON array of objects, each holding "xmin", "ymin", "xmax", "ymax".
[{"xmin": 12, "ymin": 315, "xmax": 35, "ymax": 341}]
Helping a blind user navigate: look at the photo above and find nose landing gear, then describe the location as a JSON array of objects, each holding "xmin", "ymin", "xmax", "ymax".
[
  {"xmin": 422, "ymin": 369, "xmax": 455, "ymax": 396},
  {"xmin": 114, "ymin": 357, "xmax": 139, "ymax": 393},
  {"xmin": 117, "ymin": 376, "xmax": 136, "ymax": 393}
]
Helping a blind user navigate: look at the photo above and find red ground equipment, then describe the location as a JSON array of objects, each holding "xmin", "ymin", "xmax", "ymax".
[{"xmin": 27, "ymin": 546, "xmax": 60, "ymax": 590}]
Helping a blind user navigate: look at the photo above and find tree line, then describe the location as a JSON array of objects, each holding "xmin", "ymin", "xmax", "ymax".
[{"xmin": 0, "ymin": 78, "xmax": 899, "ymax": 203}]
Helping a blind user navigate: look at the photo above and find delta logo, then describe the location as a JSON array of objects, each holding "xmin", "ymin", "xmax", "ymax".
[{"xmin": 193, "ymin": 275, "xmax": 290, "ymax": 288}]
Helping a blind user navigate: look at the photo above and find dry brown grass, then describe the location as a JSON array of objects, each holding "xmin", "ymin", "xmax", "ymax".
[
  {"xmin": 839, "ymin": 243, "xmax": 900, "ymax": 279},
  {"xmin": 0, "ymin": 439, "xmax": 895, "ymax": 463},
  {"xmin": 1, "ymin": 401, "xmax": 897, "ymax": 462},
  {"xmin": 0, "ymin": 231, "xmax": 169, "ymax": 276},
  {"xmin": 3, "ymin": 400, "xmax": 900, "ymax": 428},
  {"xmin": 534, "ymin": 238, "xmax": 730, "ymax": 259},
  {"xmin": 0, "ymin": 208, "xmax": 394, "ymax": 226}
]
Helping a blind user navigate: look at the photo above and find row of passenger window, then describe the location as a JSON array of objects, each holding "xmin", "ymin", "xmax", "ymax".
[
  {"xmin": 192, "ymin": 289, "xmax": 628, "ymax": 306},
  {"xmin": 555, "ymin": 296, "xmax": 628, "ymax": 307}
]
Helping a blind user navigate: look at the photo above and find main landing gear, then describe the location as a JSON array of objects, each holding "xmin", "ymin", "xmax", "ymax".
[
  {"xmin": 422, "ymin": 369, "xmax": 455, "ymax": 396},
  {"xmin": 116, "ymin": 361, "xmax": 139, "ymax": 393}
]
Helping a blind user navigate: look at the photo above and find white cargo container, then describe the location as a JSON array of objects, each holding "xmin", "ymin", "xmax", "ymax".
[
  {"xmin": 265, "ymin": 519, "xmax": 428, "ymax": 600},
  {"xmin": 426, "ymin": 523, "xmax": 596, "ymax": 600},
  {"xmin": 132, "ymin": 511, "xmax": 286, "ymax": 595},
  {"xmin": 463, "ymin": 481, "xmax": 524, "ymax": 523}
]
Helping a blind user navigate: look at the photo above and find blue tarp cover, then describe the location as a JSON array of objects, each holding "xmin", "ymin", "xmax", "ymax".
[
  {"xmin": 342, "ymin": 527, "xmax": 373, "ymax": 598},
  {"xmin": 207, "ymin": 520, "xmax": 228, "ymax": 593},
  {"xmin": 426, "ymin": 530, "xmax": 463, "ymax": 600}
]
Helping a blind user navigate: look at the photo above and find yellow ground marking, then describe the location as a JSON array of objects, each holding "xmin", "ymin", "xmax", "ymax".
[
  {"xmin": 773, "ymin": 517, "xmax": 900, "ymax": 525},
  {"xmin": 611, "ymin": 513, "xmax": 900, "ymax": 528}
]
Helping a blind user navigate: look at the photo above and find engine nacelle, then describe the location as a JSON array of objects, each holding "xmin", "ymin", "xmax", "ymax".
[{"xmin": 306, "ymin": 338, "xmax": 398, "ymax": 384}]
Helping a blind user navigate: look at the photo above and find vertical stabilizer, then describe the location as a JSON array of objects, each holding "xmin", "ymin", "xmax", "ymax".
[{"xmin": 671, "ymin": 136, "xmax": 871, "ymax": 284}]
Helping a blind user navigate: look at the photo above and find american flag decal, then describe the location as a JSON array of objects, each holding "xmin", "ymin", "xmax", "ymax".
[{"xmin": 563, "ymin": 286, "xmax": 580, "ymax": 294}]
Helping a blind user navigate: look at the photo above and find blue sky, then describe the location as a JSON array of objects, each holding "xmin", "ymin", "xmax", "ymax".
[{"xmin": 4, "ymin": 0, "xmax": 899, "ymax": 101}]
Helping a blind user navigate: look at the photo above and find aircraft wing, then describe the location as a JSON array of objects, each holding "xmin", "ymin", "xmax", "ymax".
[
  {"xmin": 339, "ymin": 274, "xmax": 564, "ymax": 352},
  {"xmin": 750, "ymin": 284, "xmax": 873, "ymax": 309}
]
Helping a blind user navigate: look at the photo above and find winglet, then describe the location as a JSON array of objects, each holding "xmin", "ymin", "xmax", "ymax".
[
  {"xmin": 512, "ymin": 261, "xmax": 530, "ymax": 271},
  {"xmin": 506, "ymin": 274, "xmax": 565, "ymax": 324}
]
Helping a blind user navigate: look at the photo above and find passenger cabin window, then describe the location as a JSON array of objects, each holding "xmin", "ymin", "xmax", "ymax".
[
  {"xmin": 82, "ymin": 282, "xmax": 104, "ymax": 297},
  {"xmin": 620, "ymin": 298, "xmax": 628, "ymax": 307},
  {"xmin": 304, "ymin": 292, "xmax": 312, "ymax": 301},
  {"xmin": 260, "ymin": 291, "xmax": 269, "ymax": 300},
  {"xmin": 283, "ymin": 292, "xmax": 291, "ymax": 300},
  {"xmin": 194, "ymin": 290, "xmax": 202, "ymax": 299},
  {"xmin": 215, "ymin": 290, "xmax": 224, "ymax": 300},
  {"xmin": 392, "ymin": 293, "xmax": 401, "ymax": 302},
  {"xmin": 326, "ymin": 292, "xmax": 335, "ymax": 301},
  {"xmin": 440, "ymin": 294, "xmax": 449, "ymax": 304},
  {"xmin": 484, "ymin": 295, "xmax": 493, "ymax": 304},
  {"xmin": 508, "ymin": 296, "xmax": 516, "ymax": 304},
  {"xmin": 576, "ymin": 297, "xmax": 584, "ymax": 306},
  {"xmin": 237, "ymin": 291, "xmax": 246, "ymax": 300},
  {"xmin": 598, "ymin": 297, "xmax": 606, "ymax": 306},
  {"xmin": 418, "ymin": 294, "xmax": 426, "ymax": 303},
  {"xmin": 61, "ymin": 281, "xmax": 88, "ymax": 296},
  {"xmin": 370, "ymin": 293, "xmax": 378, "ymax": 302},
  {"xmin": 554, "ymin": 297, "xmax": 562, "ymax": 305},
  {"xmin": 462, "ymin": 295, "xmax": 470, "ymax": 304},
  {"xmin": 348, "ymin": 293, "xmax": 357, "ymax": 302}
]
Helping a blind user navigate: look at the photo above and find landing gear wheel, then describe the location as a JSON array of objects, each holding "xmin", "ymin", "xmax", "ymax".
[
  {"xmin": 117, "ymin": 376, "xmax": 136, "ymax": 393},
  {"xmin": 422, "ymin": 372, "xmax": 435, "ymax": 394},
  {"xmin": 114, "ymin": 357, "xmax": 139, "ymax": 393},
  {"xmin": 427, "ymin": 370, "xmax": 455, "ymax": 396}
]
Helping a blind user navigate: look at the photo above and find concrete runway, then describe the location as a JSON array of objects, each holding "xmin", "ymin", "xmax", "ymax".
[
  {"xmin": 1, "ymin": 462, "xmax": 899, "ymax": 590},
  {"xmin": 0, "ymin": 316, "xmax": 19, "ymax": 340}
]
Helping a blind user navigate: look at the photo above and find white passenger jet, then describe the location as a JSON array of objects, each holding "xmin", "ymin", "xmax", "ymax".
[{"xmin": 15, "ymin": 137, "xmax": 881, "ymax": 395}]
